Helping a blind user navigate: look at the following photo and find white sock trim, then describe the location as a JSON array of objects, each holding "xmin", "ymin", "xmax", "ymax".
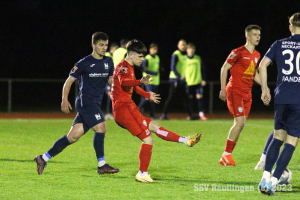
[
  {"xmin": 178, "ymin": 137, "xmax": 188, "ymax": 143},
  {"xmin": 263, "ymin": 170, "xmax": 271, "ymax": 182},
  {"xmin": 270, "ymin": 177, "xmax": 279, "ymax": 187},
  {"xmin": 260, "ymin": 153, "xmax": 266, "ymax": 162},
  {"xmin": 42, "ymin": 154, "xmax": 50, "ymax": 162},
  {"xmin": 139, "ymin": 170, "xmax": 148, "ymax": 176},
  {"xmin": 98, "ymin": 160, "xmax": 106, "ymax": 167}
]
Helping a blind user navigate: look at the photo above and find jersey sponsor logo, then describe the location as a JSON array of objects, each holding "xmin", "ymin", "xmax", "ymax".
[
  {"xmin": 281, "ymin": 41, "xmax": 300, "ymax": 49},
  {"xmin": 95, "ymin": 113, "xmax": 101, "ymax": 120},
  {"xmin": 120, "ymin": 67, "xmax": 128, "ymax": 73},
  {"xmin": 143, "ymin": 120, "xmax": 147, "ymax": 126},
  {"xmin": 229, "ymin": 52, "xmax": 236, "ymax": 59},
  {"xmin": 243, "ymin": 57, "xmax": 250, "ymax": 59},
  {"xmin": 90, "ymin": 64, "xmax": 95, "ymax": 67},
  {"xmin": 105, "ymin": 63, "xmax": 109, "ymax": 69},
  {"xmin": 71, "ymin": 66, "xmax": 78, "ymax": 73},
  {"xmin": 238, "ymin": 107, "xmax": 243, "ymax": 113},
  {"xmin": 244, "ymin": 61, "xmax": 255, "ymax": 75},
  {"xmin": 89, "ymin": 73, "xmax": 109, "ymax": 77}
]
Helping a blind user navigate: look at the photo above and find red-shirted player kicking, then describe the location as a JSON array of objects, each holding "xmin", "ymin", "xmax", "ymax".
[
  {"xmin": 111, "ymin": 39, "xmax": 201, "ymax": 182},
  {"xmin": 219, "ymin": 25, "xmax": 262, "ymax": 166}
]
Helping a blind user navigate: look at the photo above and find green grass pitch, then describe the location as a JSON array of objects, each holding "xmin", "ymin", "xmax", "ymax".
[{"xmin": 0, "ymin": 118, "xmax": 299, "ymax": 199}]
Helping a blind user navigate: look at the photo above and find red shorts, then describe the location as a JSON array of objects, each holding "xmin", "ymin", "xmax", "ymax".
[
  {"xmin": 113, "ymin": 102, "xmax": 152, "ymax": 139},
  {"xmin": 226, "ymin": 86, "xmax": 252, "ymax": 118}
]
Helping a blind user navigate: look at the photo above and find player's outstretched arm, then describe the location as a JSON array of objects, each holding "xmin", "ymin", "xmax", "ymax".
[
  {"xmin": 219, "ymin": 62, "xmax": 232, "ymax": 102},
  {"xmin": 61, "ymin": 76, "xmax": 76, "ymax": 113},
  {"xmin": 140, "ymin": 74, "xmax": 153, "ymax": 85},
  {"xmin": 149, "ymin": 92, "xmax": 161, "ymax": 104},
  {"xmin": 259, "ymin": 57, "xmax": 272, "ymax": 106}
]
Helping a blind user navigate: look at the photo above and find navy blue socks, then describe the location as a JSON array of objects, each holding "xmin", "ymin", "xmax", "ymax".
[
  {"xmin": 94, "ymin": 132, "xmax": 105, "ymax": 160},
  {"xmin": 47, "ymin": 135, "xmax": 71, "ymax": 158},
  {"xmin": 273, "ymin": 143, "xmax": 295, "ymax": 179},
  {"xmin": 264, "ymin": 138, "xmax": 283, "ymax": 172}
]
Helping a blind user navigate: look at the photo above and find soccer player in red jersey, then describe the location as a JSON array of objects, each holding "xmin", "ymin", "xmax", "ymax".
[
  {"xmin": 111, "ymin": 39, "xmax": 201, "ymax": 182},
  {"xmin": 219, "ymin": 25, "xmax": 262, "ymax": 166}
]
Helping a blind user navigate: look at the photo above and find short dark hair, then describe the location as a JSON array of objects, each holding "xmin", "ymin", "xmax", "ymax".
[
  {"xmin": 120, "ymin": 38, "xmax": 129, "ymax": 47},
  {"xmin": 245, "ymin": 25, "xmax": 262, "ymax": 33},
  {"xmin": 110, "ymin": 42, "xmax": 119, "ymax": 49},
  {"xmin": 149, "ymin": 43, "xmax": 158, "ymax": 49},
  {"xmin": 126, "ymin": 39, "xmax": 147, "ymax": 56},
  {"xmin": 92, "ymin": 32, "xmax": 109, "ymax": 44},
  {"xmin": 289, "ymin": 13, "xmax": 300, "ymax": 27},
  {"xmin": 187, "ymin": 43, "xmax": 196, "ymax": 49}
]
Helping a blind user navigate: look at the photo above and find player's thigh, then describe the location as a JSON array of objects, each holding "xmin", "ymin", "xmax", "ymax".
[
  {"xmin": 77, "ymin": 104, "xmax": 105, "ymax": 133},
  {"xmin": 67, "ymin": 123, "xmax": 85, "ymax": 143},
  {"xmin": 242, "ymin": 92, "xmax": 252, "ymax": 117},
  {"xmin": 114, "ymin": 103, "xmax": 151, "ymax": 137},
  {"xmin": 226, "ymin": 88, "xmax": 244, "ymax": 117}
]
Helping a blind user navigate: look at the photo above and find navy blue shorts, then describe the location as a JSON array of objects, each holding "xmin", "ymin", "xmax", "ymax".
[
  {"xmin": 145, "ymin": 84, "xmax": 158, "ymax": 93},
  {"xmin": 186, "ymin": 84, "xmax": 203, "ymax": 95},
  {"xmin": 274, "ymin": 104, "xmax": 300, "ymax": 137},
  {"xmin": 73, "ymin": 104, "xmax": 105, "ymax": 133}
]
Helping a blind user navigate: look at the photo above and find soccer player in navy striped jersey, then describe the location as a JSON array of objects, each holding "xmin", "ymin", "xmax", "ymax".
[
  {"xmin": 34, "ymin": 32, "xmax": 119, "ymax": 175},
  {"xmin": 258, "ymin": 13, "xmax": 300, "ymax": 195}
]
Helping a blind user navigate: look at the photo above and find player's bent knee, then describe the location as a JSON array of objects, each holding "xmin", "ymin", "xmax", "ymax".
[
  {"xmin": 142, "ymin": 135, "xmax": 154, "ymax": 145},
  {"xmin": 149, "ymin": 120, "xmax": 161, "ymax": 132},
  {"xmin": 196, "ymin": 94, "xmax": 202, "ymax": 99},
  {"xmin": 274, "ymin": 129, "xmax": 287, "ymax": 141},
  {"xmin": 285, "ymin": 135, "xmax": 299, "ymax": 147},
  {"xmin": 92, "ymin": 122, "xmax": 107, "ymax": 133}
]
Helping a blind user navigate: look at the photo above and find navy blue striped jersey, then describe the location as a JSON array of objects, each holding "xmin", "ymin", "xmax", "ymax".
[
  {"xmin": 69, "ymin": 54, "xmax": 114, "ymax": 108},
  {"xmin": 264, "ymin": 34, "xmax": 300, "ymax": 104}
]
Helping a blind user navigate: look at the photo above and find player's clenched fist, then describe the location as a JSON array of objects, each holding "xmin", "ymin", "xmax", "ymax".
[
  {"xmin": 149, "ymin": 92, "xmax": 161, "ymax": 104},
  {"xmin": 141, "ymin": 74, "xmax": 153, "ymax": 84},
  {"xmin": 219, "ymin": 89, "xmax": 227, "ymax": 102},
  {"xmin": 261, "ymin": 91, "xmax": 271, "ymax": 106},
  {"xmin": 61, "ymin": 99, "xmax": 72, "ymax": 113}
]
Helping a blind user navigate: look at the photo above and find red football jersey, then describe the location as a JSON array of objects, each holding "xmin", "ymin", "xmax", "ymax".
[
  {"xmin": 111, "ymin": 60, "xmax": 150, "ymax": 105},
  {"xmin": 226, "ymin": 46, "xmax": 260, "ymax": 92}
]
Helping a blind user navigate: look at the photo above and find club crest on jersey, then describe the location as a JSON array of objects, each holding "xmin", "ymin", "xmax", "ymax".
[
  {"xmin": 71, "ymin": 66, "xmax": 78, "ymax": 73},
  {"xmin": 255, "ymin": 57, "xmax": 258, "ymax": 63},
  {"xmin": 238, "ymin": 107, "xmax": 243, "ymax": 113},
  {"xmin": 95, "ymin": 113, "xmax": 101, "ymax": 120},
  {"xmin": 105, "ymin": 63, "xmax": 109, "ymax": 69},
  {"xmin": 120, "ymin": 67, "xmax": 128, "ymax": 73},
  {"xmin": 229, "ymin": 52, "xmax": 236, "ymax": 59},
  {"xmin": 143, "ymin": 120, "xmax": 147, "ymax": 126}
]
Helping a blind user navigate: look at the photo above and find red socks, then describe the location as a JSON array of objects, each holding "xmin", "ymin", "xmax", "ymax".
[
  {"xmin": 155, "ymin": 127, "xmax": 181, "ymax": 142},
  {"xmin": 139, "ymin": 143, "xmax": 152, "ymax": 172},
  {"xmin": 224, "ymin": 139, "xmax": 236, "ymax": 154}
]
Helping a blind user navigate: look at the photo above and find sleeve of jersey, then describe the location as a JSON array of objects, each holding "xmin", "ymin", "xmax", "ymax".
[
  {"xmin": 135, "ymin": 86, "xmax": 151, "ymax": 99},
  {"xmin": 69, "ymin": 63, "xmax": 84, "ymax": 79},
  {"xmin": 117, "ymin": 67, "xmax": 141, "ymax": 86},
  {"xmin": 264, "ymin": 41, "xmax": 277, "ymax": 63},
  {"xmin": 226, "ymin": 49, "xmax": 240, "ymax": 66}
]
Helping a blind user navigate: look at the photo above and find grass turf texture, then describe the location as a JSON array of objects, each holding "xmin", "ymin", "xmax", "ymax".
[{"xmin": 0, "ymin": 119, "xmax": 299, "ymax": 199}]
